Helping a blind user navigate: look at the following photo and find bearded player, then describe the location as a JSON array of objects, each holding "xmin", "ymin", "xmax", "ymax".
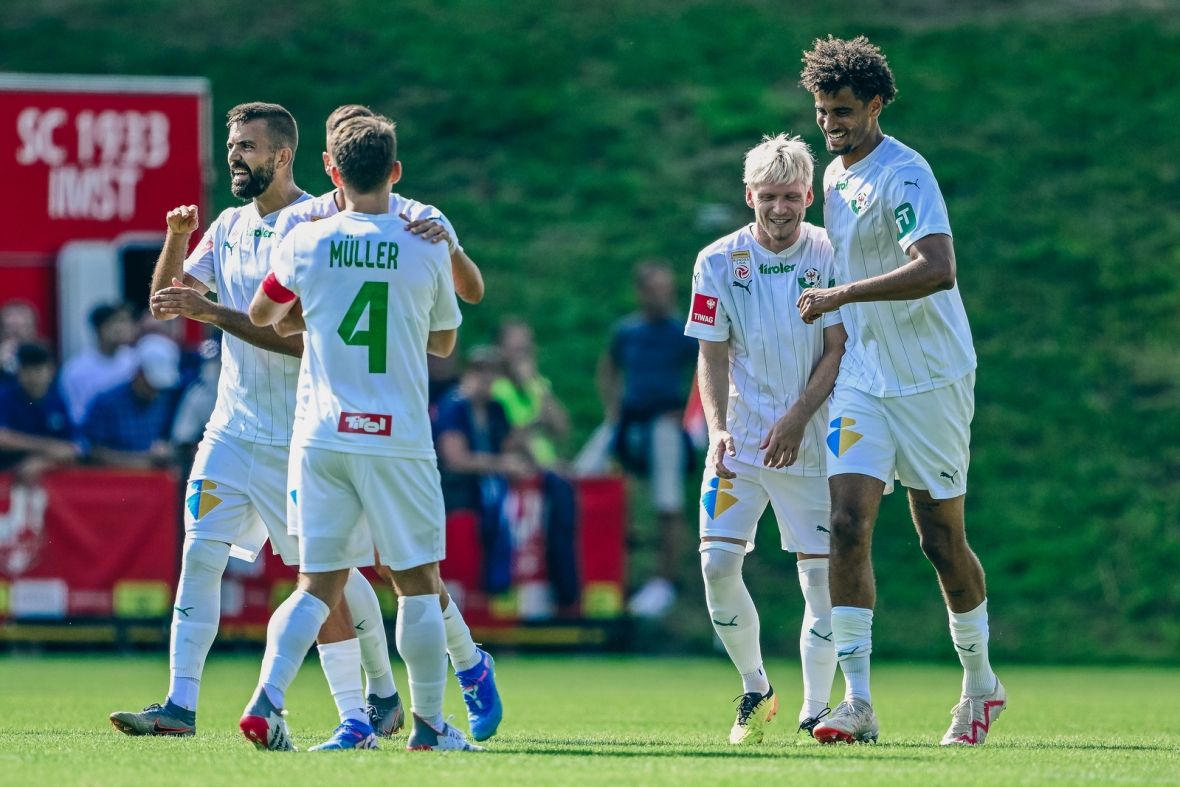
[
  {"xmin": 688, "ymin": 133, "xmax": 845, "ymax": 745},
  {"xmin": 271, "ymin": 104, "xmax": 502, "ymax": 743},
  {"xmin": 796, "ymin": 37, "xmax": 1006, "ymax": 745},
  {"xmin": 245, "ymin": 113, "xmax": 482, "ymax": 752},
  {"xmin": 109, "ymin": 103, "xmax": 405, "ymax": 747}
]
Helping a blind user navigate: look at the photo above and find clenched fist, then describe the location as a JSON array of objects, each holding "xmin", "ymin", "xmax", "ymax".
[{"xmin": 166, "ymin": 205, "xmax": 199, "ymax": 235}]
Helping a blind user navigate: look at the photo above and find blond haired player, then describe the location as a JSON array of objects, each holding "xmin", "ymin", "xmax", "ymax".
[
  {"xmin": 687, "ymin": 133, "xmax": 846, "ymax": 745},
  {"xmin": 798, "ymin": 36, "xmax": 1006, "ymax": 746},
  {"xmin": 246, "ymin": 114, "xmax": 482, "ymax": 752}
]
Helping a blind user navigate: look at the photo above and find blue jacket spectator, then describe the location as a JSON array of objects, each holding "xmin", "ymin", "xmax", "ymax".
[
  {"xmin": 61, "ymin": 303, "xmax": 138, "ymax": 425},
  {"xmin": 0, "ymin": 343, "xmax": 84, "ymax": 476},
  {"xmin": 85, "ymin": 335, "xmax": 181, "ymax": 468},
  {"xmin": 596, "ymin": 261, "xmax": 698, "ymax": 619}
]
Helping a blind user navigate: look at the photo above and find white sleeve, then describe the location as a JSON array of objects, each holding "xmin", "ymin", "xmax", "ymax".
[
  {"xmin": 429, "ymin": 253, "xmax": 463, "ymax": 331},
  {"xmin": 270, "ymin": 231, "xmax": 300, "ymax": 296},
  {"xmin": 684, "ymin": 252, "xmax": 730, "ymax": 341},
  {"xmin": 403, "ymin": 198, "xmax": 463, "ymax": 253},
  {"xmin": 889, "ymin": 163, "xmax": 952, "ymax": 251},
  {"xmin": 820, "ymin": 245, "xmax": 844, "ymax": 329},
  {"xmin": 182, "ymin": 220, "xmax": 221, "ymax": 293}
]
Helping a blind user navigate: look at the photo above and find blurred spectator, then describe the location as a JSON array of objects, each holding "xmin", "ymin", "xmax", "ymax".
[
  {"xmin": 171, "ymin": 339, "xmax": 222, "ymax": 451},
  {"xmin": 0, "ymin": 301, "xmax": 40, "ymax": 382},
  {"xmin": 492, "ymin": 320, "xmax": 570, "ymax": 468},
  {"xmin": 597, "ymin": 261, "xmax": 698, "ymax": 619},
  {"xmin": 435, "ymin": 346, "xmax": 580, "ymax": 616},
  {"xmin": 61, "ymin": 303, "xmax": 138, "ymax": 425},
  {"xmin": 0, "ymin": 343, "xmax": 84, "ymax": 479},
  {"xmin": 428, "ymin": 350, "xmax": 460, "ymax": 411},
  {"xmin": 85, "ymin": 334, "xmax": 181, "ymax": 469}
]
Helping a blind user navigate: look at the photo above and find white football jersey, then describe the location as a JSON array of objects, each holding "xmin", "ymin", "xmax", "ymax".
[
  {"xmin": 273, "ymin": 190, "xmax": 462, "ymax": 250},
  {"xmin": 685, "ymin": 222, "xmax": 842, "ymax": 476},
  {"xmin": 184, "ymin": 194, "xmax": 311, "ymax": 446},
  {"xmin": 270, "ymin": 210, "xmax": 462, "ymax": 459},
  {"xmin": 823, "ymin": 135, "xmax": 975, "ymax": 398}
]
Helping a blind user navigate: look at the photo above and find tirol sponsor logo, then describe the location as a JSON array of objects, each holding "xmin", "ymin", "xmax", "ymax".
[
  {"xmin": 730, "ymin": 249, "xmax": 752, "ymax": 281},
  {"xmin": 691, "ymin": 293, "xmax": 718, "ymax": 325},
  {"xmin": 894, "ymin": 202, "xmax": 916, "ymax": 239},
  {"xmin": 338, "ymin": 412, "xmax": 393, "ymax": 436},
  {"xmin": 758, "ymin": 262, "xmax": 796, "ymax": 275}
]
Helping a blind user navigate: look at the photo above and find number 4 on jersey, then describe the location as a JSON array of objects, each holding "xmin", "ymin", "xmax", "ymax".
[{"xmin": 337, "ymin": 281, "xmax": 388, "ymax": 373}]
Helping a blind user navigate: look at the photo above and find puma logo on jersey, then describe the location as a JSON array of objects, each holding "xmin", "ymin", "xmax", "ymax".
[
  {"xmin": 732, "ymin": 280, "xmax": 751, "ymax": 293},
  {"xmin": 223, "ymin": 241, "xmax": 236, "ymax": 252},
  {"xmin": 174, "ymin": 606, "xmax": 194, "ymax": 617},
  {"xmin": 940, "ymin": 470, "xmax": 960, "ymax": 482},
  {"xmin": 904, "ymin": 179, "xmax": 920, "ymax": 188},
  {"xmin": 338, "ymin": 412, "xmax": 393, "ymax": 436}
]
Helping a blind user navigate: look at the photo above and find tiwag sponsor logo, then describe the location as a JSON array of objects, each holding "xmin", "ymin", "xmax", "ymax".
[
  {"xmin": 337, "ymin": 412, "xmax": 393, "ymax": 436},
  {"xmin": 691, "ymin": 293, "xmax": 718, "ymax": 325}
]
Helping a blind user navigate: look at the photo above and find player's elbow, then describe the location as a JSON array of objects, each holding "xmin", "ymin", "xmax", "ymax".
[
  {"xmin": 458, "ymin": 280, "xmax": 485, "ymax": 305},
  {"xmin": 247, "ymin": 303, "xmax": 271, "ymax": 327},
  {"xmin": 927, "ymin": 260, "xmax": 956, "ymax": 292},
  {"xmin": 427, "ymin": 329, "xmax": 458, "ymax": 358}
]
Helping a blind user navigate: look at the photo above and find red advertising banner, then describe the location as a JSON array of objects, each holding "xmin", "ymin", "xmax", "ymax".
[
  {"xmin": 0, "ymin": 73, "xmax": 210, "ymax": 341},
  {"xmin": 0, "ymin": 469, "xmax": 179, "ymax": 620}
]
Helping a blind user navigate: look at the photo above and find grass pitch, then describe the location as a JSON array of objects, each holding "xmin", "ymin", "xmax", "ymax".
[{"xmin": 0, "ymin": 654, "xmax": 1175, "ymax": 786}]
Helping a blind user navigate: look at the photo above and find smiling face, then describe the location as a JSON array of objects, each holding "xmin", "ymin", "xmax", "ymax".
[
  {"xmin": 814, "ymin": 87, "xmax": 883, "ymax": 162},
  {"xmin": 746, "ymin": 179, "xmax": 813, "ymax": 252},
  {"xmin": 226, "ymin": 119, "xmax": 279, "ymax": 199}
]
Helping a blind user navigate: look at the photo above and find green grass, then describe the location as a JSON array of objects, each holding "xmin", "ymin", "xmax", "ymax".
[{"xmin": 0, "ymin": 655, "xmax": 1176, "ymax": 786}]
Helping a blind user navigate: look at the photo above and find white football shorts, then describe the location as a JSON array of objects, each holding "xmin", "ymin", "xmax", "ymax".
[
  {"xmin": 185, "ymin": 431, "xmax": 300, "ymax": 565},
  {"xmin": 698, "ymin": 459, "xmax": 831, "ymax": 555},
  {"xmin": 288, "ymin": 445, "xmax": 446, "ymax": 573},
  {"xmin": 825, "ymin": 371, "xmax": 974, "ymax": 500}
]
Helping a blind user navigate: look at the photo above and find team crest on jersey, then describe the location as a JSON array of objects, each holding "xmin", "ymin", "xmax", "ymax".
[
  {"xmin": 850, "ymin": 185, "xmax": 874, "ymax": 215},
  {"xmin": 729, "ymin": 249, "xmax": 752, "ymax": 282},
  {"xmin": 797, "ymin": 267, "xmax": 822, "ymax": 289}
]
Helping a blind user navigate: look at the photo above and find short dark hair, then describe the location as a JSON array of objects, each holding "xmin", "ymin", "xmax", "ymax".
[
  {"xmin": 328, "ymin": 115, "xmax": 397, "ymax": 193},
  {"xmin": 800, "ymin": 35, "xmax": 897, "ymax": 106},
  {"xmin": 326, "ymin": 104, "xmax": 375, "ymax": 136},
  {"xmin": 89, "ymin": 302, "xmax": 132, "ymax": 331},
  {"xmin": 464, "ymin": 345, "xmax": 504, "ymax": 374},
  {"xmin": 226, "ymin": 102, "xmax": 299, "ymax": 154},
  {"xmin": 16, "ymin": 342, "xmax": 52, "ymax": 368}
]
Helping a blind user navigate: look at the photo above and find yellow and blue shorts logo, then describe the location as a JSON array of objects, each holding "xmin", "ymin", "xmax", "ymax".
[
  {"xmin": 702, "ymin": 477, "xmax": 739, "ymax": 519},
  {"xmin": 186, "ymin": 479, "xmax": 223, "ymax": 521},
  {"xmin": 826, "ymin": 417, "xmax": 863, "ymax": 457},
  {"xmin": 289, "ymin": 490, "xmax": 297, "ymax": 505}
]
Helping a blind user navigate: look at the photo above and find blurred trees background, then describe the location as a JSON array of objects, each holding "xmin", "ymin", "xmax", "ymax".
[{"xmin": 5, "ymin": 0, "xmax": 1180, "ymax": 661}]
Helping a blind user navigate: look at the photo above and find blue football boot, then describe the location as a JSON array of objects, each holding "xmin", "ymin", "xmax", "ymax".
[
  {"xmin": 309, "ymin": 718, "xmax": 379, "ymax": 751},
  {"xmin": 454, "ymin": 648, "xmax": 503, "ymax": 742}
]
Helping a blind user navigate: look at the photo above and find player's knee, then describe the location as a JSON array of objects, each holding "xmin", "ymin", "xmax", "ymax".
[
  {"xmin": 917, "ymin": 526, "xmax": 956, "ymax": 571},
  {"xmin": 829, "ymin": 508, "xmax": 871, "ymax": 549},
  {"xmin": 181, "ymin": 538, "xmax": 231, "ymax": 579},
  {"xmin": 700, "ymin": 546, "xmax": 744, "ymax": 583}
]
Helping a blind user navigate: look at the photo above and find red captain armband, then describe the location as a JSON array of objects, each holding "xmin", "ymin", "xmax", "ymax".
[{"xmin": 261, "ymin": 271, "xmax": 297, "ymax": 303}]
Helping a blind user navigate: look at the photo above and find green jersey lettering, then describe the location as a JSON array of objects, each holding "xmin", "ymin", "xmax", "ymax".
[{"xmin": 337, "ymin": 281, "xmax": 389, "ymax": 374}]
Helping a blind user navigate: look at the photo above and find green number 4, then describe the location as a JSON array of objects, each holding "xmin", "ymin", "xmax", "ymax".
[{"xmin": 337, "ymin": 281, "xmax": 388, "ymax": 373}]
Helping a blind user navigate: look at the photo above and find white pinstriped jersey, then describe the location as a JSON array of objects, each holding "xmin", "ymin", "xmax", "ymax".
[
  {"xmin": 685, "ymin": 222, "xmax": 842, "ymax": 476},
  {"xmin": 273, "ymin": 190, "xmax": 462, "ymax": 250},
  {"xmin": 183, "ymin": 194, "xmax": 310, "ymax": 446},
  {"xmin": 823, "ymin": 135, "xmax": 976, "ymax": 397}
]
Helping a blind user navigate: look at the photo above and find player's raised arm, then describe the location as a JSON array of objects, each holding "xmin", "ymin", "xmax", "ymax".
[
  {"xmin": 401, "ymin": 212, "xmax": 485, "ymax": 304},
  {"xmin": 150, "ymin": 205, "xmax": 209, "ymax": 308}
]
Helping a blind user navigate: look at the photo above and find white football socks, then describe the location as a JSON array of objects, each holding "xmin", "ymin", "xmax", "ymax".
[
  {"xmin": 396, "ymin": 594, "xmax": 448, "ymax": 721},
  {"xmin": 167, "ymin": 538, "xmax": 231, "ymax": 712},
  {"xmin": 797, "ymin": 558, "xmax": 837, "ymax": 719},
  {"xmin": 342, "ymin": 568, "xmax": 397, "ymax": 699},
  {"xmin": 701, "ymin": 544, "xmax": 769, "ymax": 696},
  {"xmin": 259, "ymin": 588, "xmax": 330, "ymax": 708},
  {"xmin": 442, "ymin": 596, "xmax": 482, "ymax": 673},
  {"xmin": 831, "ymin": 606, "xmax": 873, "ymax": 705},
  {"xmin": 948, "ymin": 599, "xmax": 997, "ymax": 697},
  {"xmin": 317, "ymin": 638, "xmax": 368, "ymax": 724}
]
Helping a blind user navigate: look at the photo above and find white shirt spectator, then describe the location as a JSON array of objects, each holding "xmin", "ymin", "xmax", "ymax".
[{"xmin": 61, "ymin": 345, "xmax": 138, "ymax": 425}]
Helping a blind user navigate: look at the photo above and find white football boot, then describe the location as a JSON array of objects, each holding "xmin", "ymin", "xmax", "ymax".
[
  {"xmin": 941, "ymin": 678, "xmax": 1007, "ymax": 746},
  {"xmin": 812, "ymin": 698, "xmax": 879, "ymax": 744}
]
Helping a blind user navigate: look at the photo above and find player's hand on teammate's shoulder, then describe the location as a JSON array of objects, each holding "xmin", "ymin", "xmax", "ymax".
[
  {"xmin": 400, "ymin": 212, "xmax": 452, "ymax": 247},
  {"xmin": 760, "ymin": 412, "xmax": 806, "ymax": 469},
  {"xmin": 151, "ymin": 277, "xmax": 215, "ymax": 322},
  {"xmin": 712, "ymin": 430, "xmax": 737, "ymax": 479},
  {"xmin": 166, "ymin": 204, "xmax": 200, "ymax": 235},
  {"xmin": 797, "ymin": 285, "xmax": 844, "ymax": 325}
]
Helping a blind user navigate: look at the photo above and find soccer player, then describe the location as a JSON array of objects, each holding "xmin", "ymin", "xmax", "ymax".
[
  {"xmin": 245, "ymin": 113, "xmax": 482, "ymax": 752},
  {"xmin": 688, "ymin": 133, "xmax": 846, "ymax": 745},
  {"xmin": 797, "ymin": 36, "xmax": 1006, "ymax": 745},
  {"xmin": 109, "ymin": 103, "xmax": 403, "ymax": 745},
  {"xmin": 271, "ymin": 104, "xmax": 502, "ymax": 743}
]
